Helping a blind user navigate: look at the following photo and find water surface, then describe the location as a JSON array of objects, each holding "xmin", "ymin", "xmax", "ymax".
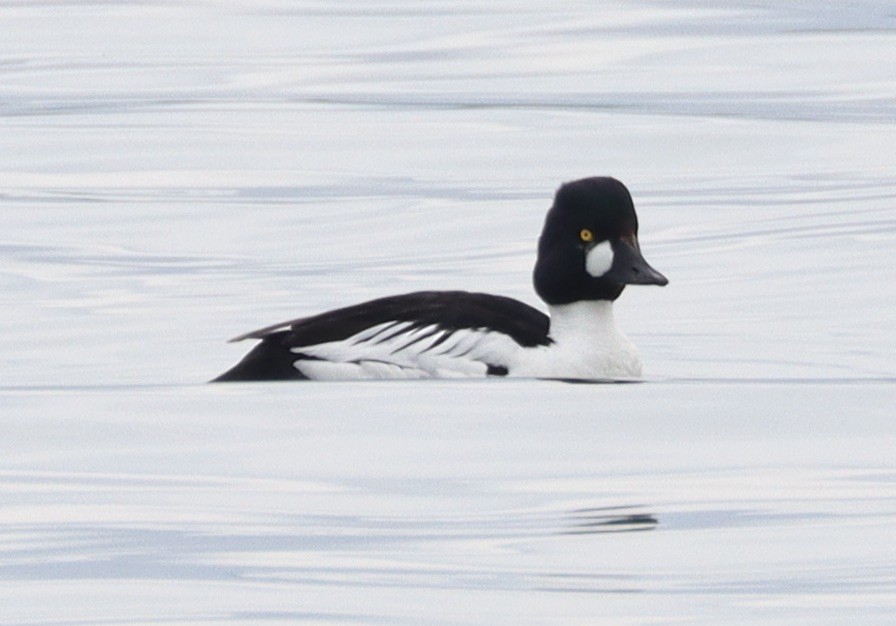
[{"xmin": 1, "ymin": 1, "xmax": 895, "ymax": 623}]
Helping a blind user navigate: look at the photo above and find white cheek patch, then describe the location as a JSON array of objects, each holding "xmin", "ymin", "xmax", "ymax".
[{"xmin": 585, "ymin": 241, "xmax": 614, "ymax": 277}]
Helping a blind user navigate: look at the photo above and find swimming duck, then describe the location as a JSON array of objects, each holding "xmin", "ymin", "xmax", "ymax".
[{"xmin": 214, "ymin": 177, "xmax": 667, "ymax": 381}]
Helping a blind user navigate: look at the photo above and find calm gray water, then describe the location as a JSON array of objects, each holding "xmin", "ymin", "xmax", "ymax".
[{"xmin": 2, "ymin": 1, "xmax": 895, "ymax": 624}]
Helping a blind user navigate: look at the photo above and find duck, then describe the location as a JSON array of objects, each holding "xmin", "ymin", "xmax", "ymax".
[{"xmin": 213, "ymin": 176, "xmax": 667, "ymax": 382}]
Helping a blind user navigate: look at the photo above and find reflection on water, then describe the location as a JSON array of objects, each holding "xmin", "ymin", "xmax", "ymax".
[
  {"xmin": 0, "ymin": 469, "xmax": 657, "ymax": 586},
  {"xmin": 2, "ymin": 381, "xmax": 895, "ymax": 624},
  {"xmin": 563, "ymin": 507, "xmax": 657, "ymax": 534},
  {"xmin": 2, "ymin": 0, "xmax": 896, "ymax": 623}
]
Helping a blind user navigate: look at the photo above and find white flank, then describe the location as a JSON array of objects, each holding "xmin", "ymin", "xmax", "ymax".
[{"xmin": 584, "ymin": 241, "xmax": 614, "ymax": 277}]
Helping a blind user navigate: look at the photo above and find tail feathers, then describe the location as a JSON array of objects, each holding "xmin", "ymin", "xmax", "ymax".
[{"xmin": 212, "ymin": 333, "xmax": 307, "ymax": 382}]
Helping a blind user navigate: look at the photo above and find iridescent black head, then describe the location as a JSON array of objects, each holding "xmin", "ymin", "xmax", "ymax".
[{"xmin": 533, "ymin": 177, "xmax": 668, "ymax": 305}]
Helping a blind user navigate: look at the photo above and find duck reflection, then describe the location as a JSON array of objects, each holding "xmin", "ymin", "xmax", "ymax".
[{"xmin": 563, "ymin": 506, "xmax": 657, "ymax": 534}]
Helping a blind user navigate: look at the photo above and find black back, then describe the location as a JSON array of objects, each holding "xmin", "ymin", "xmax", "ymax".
[{"xmin": 213, "ymin": 291, "xmax": 550, "ymax": 381}]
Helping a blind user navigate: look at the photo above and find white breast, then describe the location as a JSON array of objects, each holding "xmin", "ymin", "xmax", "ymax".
[{"xmin": 508, "ymin": 301, "xmax": 641, "ymax": 380}]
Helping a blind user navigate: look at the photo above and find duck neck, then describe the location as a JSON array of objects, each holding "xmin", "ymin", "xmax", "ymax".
[{"xmin": 546, "ymin": 300, "xmax": 620, "ymax": 344}]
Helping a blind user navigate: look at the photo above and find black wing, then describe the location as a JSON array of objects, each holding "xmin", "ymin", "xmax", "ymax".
[{"xmin": 213, "ymin": 291, "xmax": 550, "ymax": 382}]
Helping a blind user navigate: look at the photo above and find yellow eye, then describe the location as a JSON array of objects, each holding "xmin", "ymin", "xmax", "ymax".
[{"xmin": 579, "ymin": 229, "xmax": 594, "ymax": 242}]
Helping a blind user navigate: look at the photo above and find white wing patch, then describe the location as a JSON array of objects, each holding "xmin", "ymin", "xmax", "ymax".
[{"xmin": 290, "ymin": 321, "xmax": 522, "ymax": 380}]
